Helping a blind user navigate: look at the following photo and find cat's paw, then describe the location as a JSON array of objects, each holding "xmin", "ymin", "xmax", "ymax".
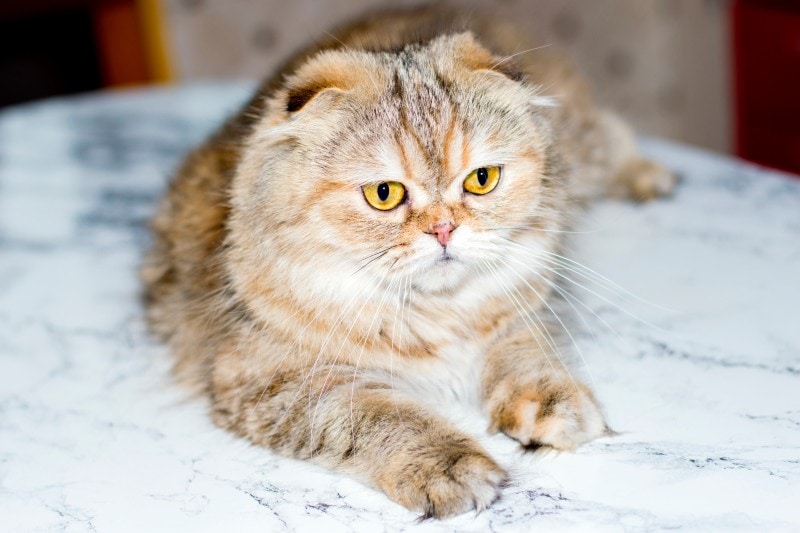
[
  {"xmin": 488, "ymin": 380, "xmax": 607, "ymax": 451},
  {"xmin": 377, "ymin": 439, "xmax": 507, "ymax": 519},
  {"xmin": 615, "ymin": 158, "xmax": 678, "ymax": 202}
]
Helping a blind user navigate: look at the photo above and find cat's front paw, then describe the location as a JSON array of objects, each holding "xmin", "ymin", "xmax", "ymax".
[
  {"xmin": 488, "ymin": 379, "xmax": 608, "ymax": 451},
  {"xmin": 376, "ymin": 438, "xmax": 507, "ymax": 519}
]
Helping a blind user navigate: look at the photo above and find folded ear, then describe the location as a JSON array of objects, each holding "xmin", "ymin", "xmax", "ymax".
[
  {"xmin": 284, "ymin": 50, "xmax": 387, "ymax": 113},
  {"xmin": 445, "ymin": 32, "xmax": 525, "ymax": 82},
  {"xmin": 286, "ymin": 78, "xmax": 337, "ymax": 113}
]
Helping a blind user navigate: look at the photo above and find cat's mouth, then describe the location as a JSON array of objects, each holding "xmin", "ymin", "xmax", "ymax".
[
  {"xmin": 412, "ymin": 251, "xmax": 467, "ymax": 292},
  {"xmin": 435, "ymin": 251, "xmax": 457, "ymax": 264}
]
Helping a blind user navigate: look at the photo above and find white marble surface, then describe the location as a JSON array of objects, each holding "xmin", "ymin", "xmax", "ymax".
[{"xmin": 1, "ymin": 84, "xmax": 799, "ymax": 532}]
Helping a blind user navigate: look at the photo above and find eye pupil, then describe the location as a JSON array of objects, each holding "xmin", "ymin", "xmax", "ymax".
[
  {"xmin": 477, "ymin": 168, "xmax": 488, "ymax": 186},
  {"xmin": 464, "ymin": 166, "xmax": 500, "ymax": 196},
  {"xmin": 377, "ymin": 182, "xmax": 390, "ymax": 201}
]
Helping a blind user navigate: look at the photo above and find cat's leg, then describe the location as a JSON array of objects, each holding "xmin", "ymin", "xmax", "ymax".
[
  {"xmin": 211, "ymin": 364, "xmax": 507, "ymax": 518},
  {"xmin": 597, "ymin": 110, "xmax": 677, "ymax": 201},
  {"xmin": 482, "ymin": 323, "xmax": 608, "ymax": 450},
  {"xmin": 568, "ymin": 109, "xmax": 678, "ymax": 202}
]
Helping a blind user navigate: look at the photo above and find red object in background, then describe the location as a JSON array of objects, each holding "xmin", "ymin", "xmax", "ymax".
[
  {"xmin": 0, "ymin": 0, "xmax": 159, "ymax": 108},
  {"xmin": 93, "ymin": 0, "xmax": 149, "ymax": 86},
  {"xmin": 733, "ymin": 0, "xmax": 800, "ymax": 176}
]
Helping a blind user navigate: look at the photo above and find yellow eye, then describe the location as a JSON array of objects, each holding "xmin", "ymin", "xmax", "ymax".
[
  {"xmin": 362, "ymin": 181, "xmax": 406, "ymax": 211},
  {"xmin": 463, "ymin": 166, "xmax": 501, "ymax": 195}
]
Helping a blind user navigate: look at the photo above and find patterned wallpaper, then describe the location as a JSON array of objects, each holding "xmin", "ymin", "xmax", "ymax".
[{"xmin": 160, "ymin": 0, "xmax": 732, "ymax": 152}]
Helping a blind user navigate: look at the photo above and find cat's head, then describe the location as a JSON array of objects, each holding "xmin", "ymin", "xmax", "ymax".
[{"xmin": 228, "ymin": 33, "xmax": 564, "ymax": 303}]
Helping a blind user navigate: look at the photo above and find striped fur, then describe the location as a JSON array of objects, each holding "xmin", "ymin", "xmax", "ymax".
[{"xmin": 141, "ymin": 6, "xmax": 675, "ymax": 518}]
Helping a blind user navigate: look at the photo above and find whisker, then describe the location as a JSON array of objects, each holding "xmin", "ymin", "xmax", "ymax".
[
  {"xmin": 493, "ymin": 253, "xmax": 597, "ymax": 388},
  {"xmin": 356, "ymin": 244, "xmax": 399, "ymax": 265},
  {"xmin": 346, "ymin": 275, "xmax": 398, "ymax": 443},
  {"xmin": 501, "ymin": 236, "xmax": 676, "ymax": 312},
  {"xmin": 248, "ymin": 266, "xmax": 380, "ymax": 408},
  {"xmin": 488, "ymin": 44, "xmax": 553, "ymax": 70},
  {"xmin": 307, "ymin": 268, "xmax": 392, "ymax": 434},
  {"xmin": 245, "ymin": 241, "xmax": 404, "ymax": 416},
  {"xmin": 478, "ymin": 259, "xmax": 575, "ymax": 386},
  {"xmin": 353, "ymin": 251, "xmax": 389, "ymax": 274},
  {"xmin": 388, "ymin": 274, "xmax": 409, "ymax": 416},
  {"xmin": 500, "ymin": 245, "xmax": 666, "ymax": 332},
  {"xmin": 544, "ymin": 273, "xmax": 627, "ymax": 345},
  {"xmin": 487, "ymin": 225, "xmax": 605, "ymax": 235},
  {"xmin": 271, "ymin": 267, "xmax": 386, "ymax": 429},
  {"xmin": 539, "ymin": 249, "xmax": 677, "ymax": 313}
]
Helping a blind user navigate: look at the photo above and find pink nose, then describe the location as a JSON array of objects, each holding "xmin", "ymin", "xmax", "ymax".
[{"xmin": 432, "ymin": 221, "xmax": 455, "ymax": 247}]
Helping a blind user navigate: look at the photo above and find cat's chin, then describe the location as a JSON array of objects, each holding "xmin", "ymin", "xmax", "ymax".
[{"xmin": 412, "ymin": 255, "xmax": 470, "ymax": 293}]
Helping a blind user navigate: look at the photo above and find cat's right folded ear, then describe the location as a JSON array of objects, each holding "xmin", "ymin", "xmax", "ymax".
[{"xmin": 283, "ymin": 50, "xmax": 387, "ymax": 114}]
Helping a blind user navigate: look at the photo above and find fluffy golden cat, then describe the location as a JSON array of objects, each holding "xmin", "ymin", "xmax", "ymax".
[{"xmin": 142, "ymin": 6, "xmax": 675, "ymax": 519}]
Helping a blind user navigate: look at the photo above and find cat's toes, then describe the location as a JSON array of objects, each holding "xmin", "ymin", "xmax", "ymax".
[
  {"xmin": 616, "ymin": 158, "xmax": 678, "ymax": 202},
  {"xmin": 490, "ymin": 381, "xmax": 607, "ymax": 451},
  {"xmin": 378, "ymin": 440, "xmax": 507, "ymax": 519}
]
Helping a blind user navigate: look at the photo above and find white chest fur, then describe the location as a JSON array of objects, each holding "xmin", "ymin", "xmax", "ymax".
[
  {"xmin": 381, "ymin": 249, "xmax": 544, "ymax": 416},
  {"xmin": 394, "ymin": 338, "xmax": 486, "ymax": 412}
]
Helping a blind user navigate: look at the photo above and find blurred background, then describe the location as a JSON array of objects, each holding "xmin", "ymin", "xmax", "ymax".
[{"xmin": 1, "ymin": 0, "xmax": 798, "ymax": 175}]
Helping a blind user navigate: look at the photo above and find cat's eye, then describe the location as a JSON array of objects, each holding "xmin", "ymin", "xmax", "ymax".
[
  {"xmin": 463, "ymin": 166, "xmax": 501, "ymax": 195},
  {"xmin": 362, "ymin": 181, "xmax": 406, "ymax": 211}
]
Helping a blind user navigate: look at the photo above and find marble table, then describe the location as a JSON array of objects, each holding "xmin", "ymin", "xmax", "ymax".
[{"xmin": 1, "ymin": 84, "xmax": 799, "ymax": 532}]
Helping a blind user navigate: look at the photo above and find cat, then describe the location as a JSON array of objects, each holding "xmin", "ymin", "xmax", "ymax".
[{"xmin": 141, "ymin": 6, "xmax": 675, "ymax": 519}]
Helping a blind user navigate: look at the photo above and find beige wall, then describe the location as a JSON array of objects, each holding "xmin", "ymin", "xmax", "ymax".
[{"xmin": 160, "ymin": 0, "xmax": 732, "ymax": 152}]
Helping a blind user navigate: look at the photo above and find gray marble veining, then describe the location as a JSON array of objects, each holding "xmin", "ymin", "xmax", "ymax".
[{"xmin": 1, "ymin": 85, "xmax": 798, "ymax": 532}]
